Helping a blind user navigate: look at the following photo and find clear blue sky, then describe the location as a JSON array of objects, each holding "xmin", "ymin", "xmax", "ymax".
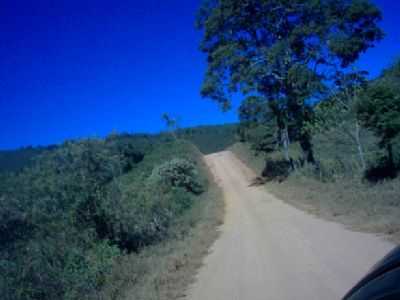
[{"xmin": 0, "ymin": 0, "xmax": 399, "ymax": 150}]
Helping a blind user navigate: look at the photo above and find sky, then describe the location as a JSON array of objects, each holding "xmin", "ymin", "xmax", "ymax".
[{"xmin": 0, "ymin": 0, "xmax": 399, "ymax": 150}]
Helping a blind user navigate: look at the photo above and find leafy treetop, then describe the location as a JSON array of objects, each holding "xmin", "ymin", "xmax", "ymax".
[
  {"xmin": 197, "ymin": 0, "xmax": 383, "ymax": 107},
  {"xmin": 197, "ymin": 0, "xmax": 383, "ymax": 163}
]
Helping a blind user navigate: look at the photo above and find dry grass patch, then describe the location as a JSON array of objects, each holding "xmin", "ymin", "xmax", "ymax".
[{"xmin": 267, "ymin": 176, "xmax": 400, "ymax": 244}]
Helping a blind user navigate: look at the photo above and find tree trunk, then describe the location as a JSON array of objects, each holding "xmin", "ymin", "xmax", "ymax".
[
  {"xmin": 354, "ymin": 122, "xmax": 366, "ymax": 171},
  {"xmin": 281, "ymin": 125, "xmax": 290, "ymax": 162},
  {"xmin": 299, "ymin": 132, "xmax": 315, "ymax": 164}
]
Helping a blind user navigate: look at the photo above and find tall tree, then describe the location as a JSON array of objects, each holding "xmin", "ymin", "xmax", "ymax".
[
  {"xmin": 162, "ymin": 113, "xmax": 179, "ymax": 139},
  {"xmin": 358, "ymin": 61, "xmax": 400, "ymax": 168},
  {"xmin": 310, "ymin": 71, "xmax": 368, "ymax": 170},
  {"xmin": 238, "ymin": 96, "xmax": 279, "ymax": 154},
  {"xmin": 197, "ymin": 0, "xmax": 383, "ymax": 163}
]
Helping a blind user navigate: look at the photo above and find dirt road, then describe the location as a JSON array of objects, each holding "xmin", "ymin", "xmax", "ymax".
[{"xmin": 186, "ymin": 151, "xmax": 394, "ymax": 300}]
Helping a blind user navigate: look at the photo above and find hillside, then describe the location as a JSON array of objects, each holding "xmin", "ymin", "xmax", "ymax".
[
  {"xmin": 0, "ymin": 133, "xmax": 224, "ymax": 300},
  {"xmin": 0, "ymin": 124, "xmax": 238, "ymax": 173}
]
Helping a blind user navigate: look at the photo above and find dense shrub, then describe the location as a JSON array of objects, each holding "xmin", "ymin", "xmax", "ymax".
[
  {"xmin": 1, "ymin": 228, "xmax": 119, "ymax": 300},
  {"xmin": 261, "ymin": 158, "xmax": 291, "ymax": 182},
  {"xmin": 0, "ymin": 136, "xmax": 205, "ymax": 299},
  {"xmin": 96, "ymin": 142, "xmax": 206, "ymax": 252},
  {"xmin": 148, "ymin": 158, "xmax": 204, "ymax": 194},
  {"xmin": 0, "ymin": 138, "xmax": 140, "ymax": 300},
  {"xmin": 364, "ymin": 160, "xmax": 398, "ymax": 182}
]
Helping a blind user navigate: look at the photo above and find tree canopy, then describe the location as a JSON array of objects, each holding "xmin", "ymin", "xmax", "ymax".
[
  {"xmin": 197, "ymin": 0, "xmax": 383, "ymax": 162},
  {"xmin": 358, "ymin": 61, "xmax": 400, "ymax": 166}
]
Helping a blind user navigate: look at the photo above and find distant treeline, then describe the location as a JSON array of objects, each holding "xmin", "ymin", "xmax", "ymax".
[
  {"xmin": 0, "ymin": 124, "xmax": 238, "ymax": 174},
  {"xmin": 0, "ymin": 146, "xmax": 55, "ymax": 173},
  {"xmin": 177, "ymin": 123, "xmax": 237, "ymax": 154}
]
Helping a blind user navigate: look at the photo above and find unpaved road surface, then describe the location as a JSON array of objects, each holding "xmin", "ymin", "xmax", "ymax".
[{"xmin": 186, "ymin": 151, "xmax": 394, "ymax": 300}]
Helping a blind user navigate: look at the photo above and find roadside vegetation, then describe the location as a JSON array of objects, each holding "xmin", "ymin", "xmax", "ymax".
[
  {"xmin": 229, "ymin": 56, "xmax": 400, "ymax": 244},
  {"xmin": 0, "ymin": 132, "xmax": 224, "ymax": 300},
  {"xmin": 112, "ymin": 170, "xmax": 223, "ymax": 300},
  {"xmin": 230, "ymin": 142, "xmax": 400, "ymax": 243},
  {"xmin": 197, "ymin": 1, "xmax": 399, "ymax": 242}
]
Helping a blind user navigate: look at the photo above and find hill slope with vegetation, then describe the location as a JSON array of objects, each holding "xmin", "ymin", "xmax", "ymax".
[
  {"xmin": 0, "ymin": 133, "xmax": 223, "ymax": 300},
  {"xmin": 0, "ymin": 124, "xmax": 238, "ymax": 174}
]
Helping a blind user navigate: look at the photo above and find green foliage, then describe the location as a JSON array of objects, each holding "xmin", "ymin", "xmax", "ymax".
[
  {"xmin": 98, "ymin": 140, "xmax": 206, "ymax": 252},
  {"xmin": 244, "ymin": 124, "xmax": 278, "ymax": 154},
  {"xmin": 197, "ymin": 0, "xmax": 383, "ymax": 163},
  {"xmin": 238, "ymin": 96, "xmax": 278, "ymax": 153},
  {"xmin": 149, "ymin": 158, "xmax": 204, "ymax": 195},
  {"xmin": 238, "ymin": 96, "xmax": 270, "ymax": 126},
  {"xmin": 359, "ymin": 83, "xmax": 400, "ymax": 144},
  {"xmin": 0, "ymin": 134, "xmax": 206, "ymax": 299},
  {"xmin": 0, "ymin": 137, "xmax": 144, "ymax": 299},
  {"xmin": 358, "ymin": 64, "xmax": 400, "ymax": 167},
  {"xmin": 235, "ymin": 61, "xmax": 400, "ymax": 182},
  {"xmin": 261, "ymin": 158, "xmax": 291, "ymax": 182},
  {"xmin": 310, "ymin": 71, "xmax": 367, "ymax": 133},
  {"xmin": 307, "ymin": 71, "xmax": 369, "ymax": 170}
]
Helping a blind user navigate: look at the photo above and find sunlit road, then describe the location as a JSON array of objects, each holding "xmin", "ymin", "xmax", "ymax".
[{"xmin": 186, "ymin": 151, "xmax": 394, "ymax": 300}]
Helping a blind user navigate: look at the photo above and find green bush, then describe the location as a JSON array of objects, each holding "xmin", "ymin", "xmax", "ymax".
[
  {"xmin": 261, "ymin": 158, "xmax": 291, "ymax": 182},
  {"xmin": 148, "ymin": 158, "xmax": 204, "ymax": 195},
  {"xmin": 0, "ymin": 223, "xmax": 120, "ymax": 300},
  {"xmin": 0, "ymin": 138, "xmax": 139, "ymax": 300},
  {"xmin": 97, "ymin": 142, "xmax": 206, "ymax": 252}
]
